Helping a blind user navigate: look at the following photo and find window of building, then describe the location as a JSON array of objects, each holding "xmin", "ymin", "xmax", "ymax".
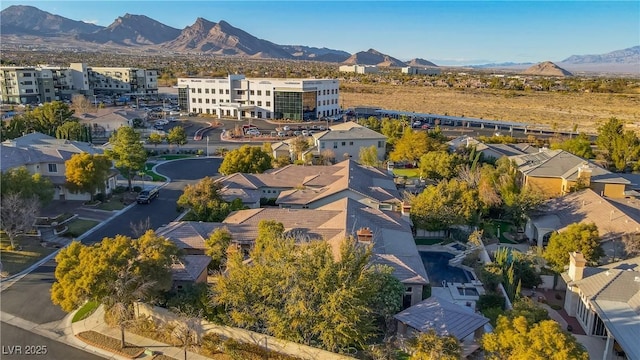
[
  {"xmin": 378, "ymin": 141, "xmax": 384, "ymax": 148},
  {"xmin": 205, "ymin": 89, "xmax": 209, "ymax": 94},
  {"xmin": 212, "ymin": 99, "xmax": 216, "ymax": 104},
  {"xmin": 45, "ymin": 89, "xmax": 50, "ymax": 93},
  {"xmin": 349, "ymin": 141, "xmax": 353, "ymax": 146},
  {"xmin": 197, "ymin": 88, "xmax": 202, "ymax": 93},
  {"xmin": 237, "ymin": 90, "xmax": 243, "ymax": 95},
  {"xmin": 250, "ymin": 90, "xmax": 255, "ymax": 95},
  {"xmin": 257, "ymin": 90, "xmax": 262, "ymax": 95},
  {"xmin": 192, "ymin": 98, "xmax": 196, "ymax": 103},
  {"xmin": 341, "ymin": 142, "xmax": 346, "ymax": 146},
  {"xmin": 266, "ymin": 90, "xmax": 271, "ymax": 96},
  {"xmin": 266, "ymin": 101, "xmax": 270, "ymax": 107},
  {"xmin": 257, "ymin": 101, "xmax": 262, "ymax": 106},
  {"xmin": 191, "ymin": 88, "xmax": 196, "ymax": 93},
  {"xmin": 198, "ymin": 98, "xmax": 202, "ymax": 103},
  {"xmin": 205, "ymin": 99, "xmax": 210, "ymax": 104},
  {"xmin": 225, "ymin": 89, "xmax": 229, "ymax": 94},
  {"xmin": 48, "ymin": 164, "xmax": 57, "ymax": 172},
  {"xmin": 333, "ymin": 142, "xmax": 338, "ymax": 149},
  {"xmin": 320, "ymin": 143, "xmax": 325, "ymax": 149},
  {"xmin": 219, "ymin": 89, "xmax": 223, "ymax": 94}
]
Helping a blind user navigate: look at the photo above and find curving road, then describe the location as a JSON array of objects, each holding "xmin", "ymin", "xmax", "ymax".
[{"xmin": 0, "ymin": 158, "xmax": 221, "ymax": 358}]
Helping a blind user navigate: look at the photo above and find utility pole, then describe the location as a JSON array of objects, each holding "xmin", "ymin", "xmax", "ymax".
[{"xmin": 206, "ymin": 136, "xmax": 209, "ymax": 157}]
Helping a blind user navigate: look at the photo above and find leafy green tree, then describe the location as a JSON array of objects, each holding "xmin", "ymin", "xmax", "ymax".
[
  {"xmin": 359, "ymin": 145, "xmax": 379, "ymax": 167},
  {"xmin": 9, "ymin": 101, "xmax": 75, "ymax": 137},
  {"xmin": 166, "ymin": 126, "xmax": 188, "ymax": 148},
  {"xmin": 51, "ymin": 230, "xmax": 179, "ymax": 313},
  {"xmin": 418, "ymin": 151, "xmax": 462, "ymax": 180},
  {"xmin": 104, "ymin": 126, "xmax": 147, "ymax": 191},
  {"xmin": 273, "ymin": 155, "xmax": 291, "ymax": 168},
  {"xmin": 218, "ymin": 145, "xmax": 272, "ymax": 175},
  {"xmin": 482, "ymin": 316, "xmax": 588, "ymax": 360},
  {"xmin": 0, "ymin": 166, "xmax": 54, "ymax": 205},
  {"xmin": 214, "ymin": 220, "xmax": 394, "ymax": 352},
  {"xmin": 410, "ymin": 179, "xmax": 480, "ymax": 230},
  {"xmin": 550, "ymin": 133, "xmax": 594, "ymax": 159},
  {"xmin": 543, "ymin": 222, "xmax": 603, "ymax": 272},
  {"xmin": 290, "ymin": 136, "xmax": 311, "ymax": 161},
  {"xmin": 380, "ymin": 117, "xmax": 404, "ymax": 145},
  {"xmin": 146, "ymin": 132, "xmax": 165, "ymax": 147},
  {"xmin": 365, "ymin": 265, "xmax": 405, "ymax": 335},
  {"xmin": 390, "ymin": 129, "xmax": 447, "ymax": 163},
  {"xmin": 597, "ymin": 117, "xmax": 640, "ymax": 171},
  {"xmin": 55, "ymin": 121, "xmax": 92, "ymax": 142},
  {"xmin": 205, "ymin": 227, "xmax": 233, "ymax": 271},
  {"xmin": 65, "ymin": 153, "xmax": 112, "ymax": 201},
  {"xmin": 176, "ymin": 176, "xmax": 245, "ymax": 222},
  {"xmin": 407, "ymin": 329, "xmax": 461, "ymax": 360},
  {"xmin": 359, "ymin": 116, "xmax": 381, "ymax": 132},
  {"xmin": 507, "ymin": 297, "xmax": 549, "ymax": 325}
]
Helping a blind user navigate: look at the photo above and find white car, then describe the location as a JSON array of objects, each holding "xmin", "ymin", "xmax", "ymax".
[
  {"xmin": 246, "ymin": 129, "xmax": 261, "ymax": 136},
  {"xmin": 283, "ymin": 126, "xmax": 291, "ymax": 131},
  {"xmin": 156, "ymin": 119, "xmax": 169, "ymax": 125}
]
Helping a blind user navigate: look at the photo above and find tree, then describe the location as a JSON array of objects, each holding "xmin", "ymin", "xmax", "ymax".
[
  {"xmin": 51, "ymin": 231, "xmax": 179, "ymax": 313},
  {"xmin": 65, "ymin": 153, "xmax": 113, "ymax": 201},
  {"xmin": 214, "ymin": 221, "xmax": 393, "ymax": 352},
  {"xmin": 290, "ymin": 136, "xmax": 311, "ymax": 161},
  {"xmin": 55, "ymin": 121, "xmax": 92, "ymax": 142},
  {"xmin": 550, "ymin": 133, "xmax": 594, "ymax": 159},
  {"xmin": 21, "ymin": 101, "xmax": 75, "ymax": 136},
  {"xmin": 418, "ymin": 151, "xmax": 461, "ymax": 180},
  {"xmin": 359, "ymin": 145, "xmax": 379, "ymax": 167},
  {"xmin": 205, "ymin": 227, "xmax": 233, "ymax": 271},
  {"xmin": 482, "ymin": 316, "xmax": 588, "ymax": 360},
  {"xmin": 621, "ymin": 233, "xmax": 640, "ymax": 257},
  {"xmin": 596, "ymin": 117, "xmax": 640, "ymax": 171},
  {"xmin": 166, "ymin": 126, "xmax": 188, "ymax": 148},
  {"xmin": 407, "ymin": 329, "xmax": 461, "ymax": 360},
  {"xmin": 543, "ymin": 222, "xmax": 604, "ymax": 272},
  {"xmin": 507, "ymin": 297, "xmax": 549, "ymax": 325},
  {"xmin": 410, "ymin": 179, "xmax": 480, "ymax": 230},
  {"xmin": 273, "ymin": 155, "xmax": 291, "ymax": 168},
  {"xmin": 218, "ymin": 145, "xmax": 272, "ymax": 175},
  {"xmin": 71, "ymin": 94, "xmax": 94, "ymax": 114},
  {"xmin": 380, "ymin": 117, "xmax": 403, "ymax": 145},
  {"xmin": 103, "ymin": 260, "xmax": 157, "ymax": 348},
  {"xmin": 0, "ymin": 166, "xmax": 54, "ymax": 205},
  {"xmin": 389, "ymin": 129, "xmax": 447, "ymax": 163},
  {"xmin": 146, "ymin": 133, "xmax": 165, "ymax": 148},
  {"xmin": 104, "ymin": 126, "xmax": 147, "ymax": 191},
  {"xmin": 0, "ymin": 194, "xmax": 39, "ymax": 249},
  {"xmin": 176, "ymin": 177, "xmax": 245, "ymax": 222}
]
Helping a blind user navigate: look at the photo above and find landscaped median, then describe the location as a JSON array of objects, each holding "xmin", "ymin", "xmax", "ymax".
[{"xmin": 76, "ymin": 331, "xmax": 145, "ymax": 359}]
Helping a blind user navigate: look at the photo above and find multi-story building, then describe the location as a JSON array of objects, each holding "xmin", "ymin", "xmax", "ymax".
[
  {"xmin": 401, "ymin": 66, "xmax": 441, "ymax": 76},
  {"xmin": 0, "ymin": 63, "xmax": 156, "ymax": 104},
  {"xmin": 177, "ymin": 75, "xmax": 340, "ymax": 121},
  {"xmin": 338, "ymin": 65, "xmax": 379, "ymax": 74},
  {"xmin": 0, "ymin": 67, "xmax": 41, "ymax": 104},
  {"xmin": 88, "ymin": 66, "xmax": 158, "ymax": 96}
]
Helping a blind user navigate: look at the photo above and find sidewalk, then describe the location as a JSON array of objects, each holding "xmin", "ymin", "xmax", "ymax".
[{"xmin": 67, "ymin": 305, "xmax": 211, "ymax": 360}]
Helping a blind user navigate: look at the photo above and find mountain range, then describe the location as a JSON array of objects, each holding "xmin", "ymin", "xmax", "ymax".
[{"xmin": 1, "ymin": 5, "xmax": 638, "ymax": 72}]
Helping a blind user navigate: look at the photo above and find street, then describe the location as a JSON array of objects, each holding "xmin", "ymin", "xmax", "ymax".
[{"xmin": 0, "ymin": 158, "xmax": 221, "ymax": 358}]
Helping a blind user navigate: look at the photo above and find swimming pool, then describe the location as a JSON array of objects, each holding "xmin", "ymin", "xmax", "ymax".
[{"xmin": 420, "ymin": 251, "xmax": 474, "ymax": 286}]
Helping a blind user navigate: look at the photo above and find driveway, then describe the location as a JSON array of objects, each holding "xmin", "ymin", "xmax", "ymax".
[{"xmin": 1, "ymin": 157, "xmax": 221, "ymax": 330}]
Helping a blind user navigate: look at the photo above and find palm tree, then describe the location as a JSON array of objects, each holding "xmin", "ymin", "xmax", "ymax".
[{"xmin": 102, "ymin": 260, "xmax": 156, "ymax": 348}]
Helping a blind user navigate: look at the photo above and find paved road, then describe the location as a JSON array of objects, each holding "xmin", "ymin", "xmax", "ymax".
[
  {"xmin": 0, "ymin": 157, "xmax": 221, "ymax": 357},
  {"xmin": 0, "ymin": 322, "xmax": 104, "ymax": 360}
]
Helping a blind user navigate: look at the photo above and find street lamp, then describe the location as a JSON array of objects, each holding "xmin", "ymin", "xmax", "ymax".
[
  {"xmin": 93, "ymin": 95, "xmax": 97, "ymax": 108},
  {"xmin": 206, "ymin": 136, "xmax": 209, "ymax": 157}
]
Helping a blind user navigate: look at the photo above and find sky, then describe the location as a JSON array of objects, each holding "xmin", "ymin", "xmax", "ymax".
[{"xmin": 2, "ymin": 1, "xmax": 639, "ymax": 65}]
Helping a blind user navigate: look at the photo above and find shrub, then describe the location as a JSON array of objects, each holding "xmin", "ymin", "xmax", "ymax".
[
  {"xmin": 94, "ymin": 193, "xmax": 106, "ymax": 202},
  {"xmin": 201, "ymin": 333, "xmax": 224, "ymax": 356},
  {"xmin": 477, "ymin": 293, "xmax": 506, "ymax": 311},
  {"xmin": 550, "ymin": 304, "xmax": 562, "ymax": 310}
]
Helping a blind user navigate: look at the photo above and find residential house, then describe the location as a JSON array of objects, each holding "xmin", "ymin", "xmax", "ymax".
[
  {"xmin": 563, "ymin": 252, "xmax": 640, "ymax": 360},
  {"xmin": 216, "ymin": 159, "xmax": 403, "ymax": 211},
  {"xmin": 170, "ymin": 255, "xmax": 211, "ymax": 290},
  {"xmin": 394, "ymin": 296, "xmax": 489, "ymax": 358},
  {"xmin": 510, "ymin": 149, "xmax": 630, "ymax": 198},
  {"xmin": 447, "ymin": 135, "xmax": 538, "ymax": 161},
  {"xmin": 311, "ymin": 122, "xmax": 387, "ymax": 161},
  {"xmin": 156, "ymin": 197, "xmax": 429, "ymax": 307},
  {"xmin": 525, "ymin": 188, "xmax": 640, "ymax": 247},
  {"xmin": 75, "ymin": 108, "xmax": 148, "ymax": 138},
  {"xmin": 0, "ymin": 132, "xmax": 117, "ymax": 201},
  {"xmin": 269, "ymin": 141, "xmax": 291, "ymax": 160}
]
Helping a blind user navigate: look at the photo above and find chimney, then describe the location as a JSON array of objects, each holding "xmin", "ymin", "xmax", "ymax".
[
  {"xmin": 577, "ymin": 163, "xmax": 592, "ymax": 187},
  {"xmin": 356, "ymin": 227, "xmax": 373, "ymax": 243},
  {"xmin": 401, "ymin": 201, "xmax": 411, "ymax": 217},
  {"xmin": 568, "ymin": 252, "xmax": 586, "ymax": 281}
]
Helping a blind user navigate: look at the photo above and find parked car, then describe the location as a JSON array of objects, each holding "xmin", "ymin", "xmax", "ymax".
[
  {"xmin": 136, "ymin": 187, "xmax": 160, "ymax": 204},
  {"xmin": 246, "ymin": 129, "xmax": 261, "ymax": 136},
  {"xmin": 283, "ymin": 126, "xmax": 291, "ymax": 131}
]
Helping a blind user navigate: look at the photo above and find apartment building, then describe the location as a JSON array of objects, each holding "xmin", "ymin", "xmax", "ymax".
[
  {"xmin": 338, "ymin": 65, "xmax": 379, "ymax": 74},
  {"xmin": 0, "ymin": 63, "xmax": 157, "ymax": 104},
  {"xmin": 177, "ymin": 75, "xmax": 340, "ymax": 121},
  {"xmin": 88, "ymin": 66, "xmax": 158, "ymax": 96}
]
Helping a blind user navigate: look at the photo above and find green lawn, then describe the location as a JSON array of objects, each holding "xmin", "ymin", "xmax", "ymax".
[
  {"xmin": 483, "ymin": 220, "xmax": 518, "ymax": 244},
  {"xmin": 96, "ymin": 199, "xmax": 126, "ymax": 211},
  {"xmin": 393, "ymin": 168, "xmax": 420, "ymax": 178},
  {"xmin": 158, "ymin": 154, "xmax": 193, "ymax": 160},
  {"xmin": 65, "ymin": 219, "xmax": 100, "ymax": 238},
  {"xmin": 0, "ymin": 234, "xmax": 55, "ymax": 276},
  {"xmin": 144, "ymin": 163, "xmax": 167, "ymax": 181},
  {"xmin": 72, "ymin": 300, "xmax": 99, "ymax": 323}
]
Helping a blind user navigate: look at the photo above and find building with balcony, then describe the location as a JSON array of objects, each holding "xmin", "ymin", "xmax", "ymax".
[
  {"xmin": 177, "ymin": 75, "xmax": 340, "ymax": 121},
  {"xmin": 0, "ymin": 67, "xmax": 41, "ymax": 104},
  {"xmin": 88, "ymin": 66, "xmax": 158, "ymax": 96}
]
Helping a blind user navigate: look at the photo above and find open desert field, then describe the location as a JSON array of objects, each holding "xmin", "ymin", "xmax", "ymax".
[{"xmin": 340, "ymin": 84, "xmax": 640, "ymax": 133}]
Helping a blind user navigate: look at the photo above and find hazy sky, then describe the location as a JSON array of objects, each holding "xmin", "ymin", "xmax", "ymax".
[{"xmin": 3, "ymin": 1, "xmax": 639, "ymax": 65}]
